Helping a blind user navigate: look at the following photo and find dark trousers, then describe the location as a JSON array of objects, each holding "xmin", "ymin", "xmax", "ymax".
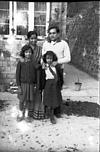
[
  {"xmin": 54, "ymin": 106, "xmax": 61, "ymax": 115},
  {"xmin": 54, "ymin": 68, "xmax": 63, "ymax": 115},
  {"xmin": 44, "ymin": 106, "xmax": 55, "ymax": 117}
]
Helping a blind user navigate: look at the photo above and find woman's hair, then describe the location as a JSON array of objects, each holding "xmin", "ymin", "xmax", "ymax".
[
  {"xmin": 20, "ymin": 44, "xmax": 33, "ymax": 58},
  {"xmin": 27, "ymin": 30, "xmax": 38, "ymax": 39},
  {"xmin": 43, "ymin": 51, "xmax": 58, "ymax": 63}
]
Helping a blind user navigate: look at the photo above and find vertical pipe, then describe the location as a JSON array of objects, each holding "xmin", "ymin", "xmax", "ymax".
[{"xmin": 46, "ymin": 2, "xmax": 50, "ymax": 36}]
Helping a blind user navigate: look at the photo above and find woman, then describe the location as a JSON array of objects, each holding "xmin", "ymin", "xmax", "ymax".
[{"xmin": 19, "ymin": 30, "xmax": 45, "ymax": 120}]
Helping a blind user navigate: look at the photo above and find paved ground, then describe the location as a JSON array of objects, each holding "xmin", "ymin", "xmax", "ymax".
[{"xmin": 0, "ymin": 64, "xmax": 99, "ymax": 152}]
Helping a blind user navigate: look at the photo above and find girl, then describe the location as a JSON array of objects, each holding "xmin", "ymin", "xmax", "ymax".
[
  {"xmin": 19, "ymin": 30, "xmax": 45, "ymax": 120},
  {"xmin": 16, "ymin": 44, "xmax": 40, "ymax": 122},
  {"xmin": 42, "ymin": 51, "xmax": 63, "ymax": 124}
]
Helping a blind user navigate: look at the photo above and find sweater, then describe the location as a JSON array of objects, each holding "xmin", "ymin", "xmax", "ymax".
[{"xmin": 16, "ymin": 60, "xmax": 38, "ymax": 86}]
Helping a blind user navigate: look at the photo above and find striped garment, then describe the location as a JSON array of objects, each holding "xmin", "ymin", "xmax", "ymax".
[
  {"xmin": 30, "ymin": 44, "xmax": 42, "ymax": 63},
  {"xmin": 27, "ymin": 44, "xmax": 45, "ymax": 119}
]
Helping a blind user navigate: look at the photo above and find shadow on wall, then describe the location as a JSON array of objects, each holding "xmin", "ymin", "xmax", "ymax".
[
  {"xmin": 62, "ymin": 100, "xmax": 100, "ymax": 118},
  {"xmin": 0, "ymin": 49, "xmax": 11, "ymax": 58}
]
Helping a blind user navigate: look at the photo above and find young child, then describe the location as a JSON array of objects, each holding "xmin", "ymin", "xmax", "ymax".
[
  {"xmin": 16, "ymin": 44, "xmax": 39, "ymax": 122},
  {"xmin": 42, "ymin": 51, "xmax": 63, "ymax": 124}
]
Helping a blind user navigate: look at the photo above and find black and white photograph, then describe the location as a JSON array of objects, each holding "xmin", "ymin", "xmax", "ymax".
[{"xmin": 0, "ymin": 1, "xmax": 99, "ymax": 152}]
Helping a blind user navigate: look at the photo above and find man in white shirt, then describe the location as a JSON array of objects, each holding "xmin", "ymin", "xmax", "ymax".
[{"xmin": 42, "ymin": 25, "xmax": 71, "ymax": 118}]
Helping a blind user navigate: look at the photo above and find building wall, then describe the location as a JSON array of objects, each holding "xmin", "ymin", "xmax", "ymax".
[
  {"xmin": 0, "ymin": 2, "xmax": 68, "ymax": 90},
  {"xmin": 0, "ymin": 2, "xmax": 99, "ymax": 91},
  {"xmin": 0, "ymin": 37, "xmax": 44, "ymax": 91}
]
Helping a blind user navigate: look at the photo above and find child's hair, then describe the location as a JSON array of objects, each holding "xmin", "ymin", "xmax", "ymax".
[
  {"xmin": 20, "ymin": 44, "xmax": 33, "ymax": 58},
  {"xmin": 27, "ymin": 30, "xmax": 37, "ymax": 39},
  {"xmin": 43, "ymin": 51, "xmax": 58, "ymax": 63}
]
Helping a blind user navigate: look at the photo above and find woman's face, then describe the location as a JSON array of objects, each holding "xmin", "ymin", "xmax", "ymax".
[
  {"xmin": 46, "ymin": 55, "xmax": 53, "ymax": 65},
  {"xmin": 25, "ymin": 48, "xmax": 32, "ymax": 59},
  {"xmin": 29, "ymin": 34, "xmax": 37, "ymax": 46}
]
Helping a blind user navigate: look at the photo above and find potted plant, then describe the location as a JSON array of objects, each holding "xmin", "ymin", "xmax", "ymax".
[{"xmin": 75, "ymin": 75, "xmax": 82, "ymax": 91}]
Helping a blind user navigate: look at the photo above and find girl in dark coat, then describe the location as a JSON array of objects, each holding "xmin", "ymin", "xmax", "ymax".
[
  {"xmin": 42, "ymin": 51, "xmax": 63, "ymax": 124},
  {"xmin": 16, "ymin": 44, "xmax": 40, "ymax": 122}
]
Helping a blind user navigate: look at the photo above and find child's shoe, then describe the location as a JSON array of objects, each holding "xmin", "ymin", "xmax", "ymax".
[
  {"xmin": 24, "ymin": 109, "xmax": 32, "ymax": 122},
  {"xmin": 17, "ymin": 110, "xmax": 24, "ymax": 122},
  {"xmin": 50, "ymin": 115, "xmax": 56, "ymax": 124},
  {"xmin": 25, "ymin": 116, "xmax": 33, "ymax": 123},
  {"xmin": 17, "ymin": 115, "xmax": 24, "ymax": 122}
]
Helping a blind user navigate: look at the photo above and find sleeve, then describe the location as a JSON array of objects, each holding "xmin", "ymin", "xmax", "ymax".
[
  {"xmin": 56, "ymin": 65, "xmax": 64, "ymax": 89},
  {"xmin": 37, "ymin": 67, "xmax": 46, "ymax": 91},
  {"xmin": 16, "ymin": 62, "xmax": 21, "ymax": 86},
  {"xmin": 40, "ymin": 69, "xmax": 46, "ymax": 90},
  {"xmin": 58, "ymin": 41, "xmax": 71, "ymax": 64},
  {"xmin": 39, "ymin": 46, "xmax": 42, "ymax": 59},
  {"xmin": 42, "ymin": 41, "xmax": 47, "ymax": 56}
]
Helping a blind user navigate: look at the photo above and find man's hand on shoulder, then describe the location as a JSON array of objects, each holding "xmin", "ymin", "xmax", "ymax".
[{"xmin": 52, "ymin": 61, "xmax": 58, "ymax": 67}]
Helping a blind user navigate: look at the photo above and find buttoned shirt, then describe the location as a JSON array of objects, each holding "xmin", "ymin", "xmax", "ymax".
[{"xmin": 42, "ymin": 39, "xmax": 71, "ymax": 68}]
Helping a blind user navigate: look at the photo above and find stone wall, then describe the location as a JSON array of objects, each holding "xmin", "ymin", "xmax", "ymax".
[
  {"xmin": 0, "ymin": 37, "xmax": 44, "ymax": 91},
  {"xmin": 0, "ymin": 38, "xmax": 22, "ymax": 91},
  {"xmin": 67, "ymin": 4, "xmax": 99, "ymax": 79},
  {"xmin": 0, "ymin": 56, "xmax": 16, "ymax": 91}
]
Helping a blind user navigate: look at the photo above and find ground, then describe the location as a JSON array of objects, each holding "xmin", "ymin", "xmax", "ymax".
[{"xmin": 0, "ymin": 92, "xmax": 99, "ymax": 152}]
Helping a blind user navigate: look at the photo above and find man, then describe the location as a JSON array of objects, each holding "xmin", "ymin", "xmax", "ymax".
[{"xmin": 42, "ymin": 25, "xmax": 71, "ymax": 118}]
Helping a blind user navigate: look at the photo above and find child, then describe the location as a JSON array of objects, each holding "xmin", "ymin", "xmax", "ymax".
[
  {"xmin": 42, "ymin": 51, "xmax": 63, "ymax": 124},
  {"xmin": 16, "ymin": 44, "xmax": 39, "ymax": 122}
]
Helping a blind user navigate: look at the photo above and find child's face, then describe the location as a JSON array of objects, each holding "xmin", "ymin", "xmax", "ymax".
[
  {"xmin": 25, "ymin": 49, "xmax": 32, "ymax": 59},
  {"xmin": 46, "ymin": 55, "xmax": 53, "ymax": 65},
  {"xmin": 29, "ymin": 34, "xmax": 37, "ymax": 46}
]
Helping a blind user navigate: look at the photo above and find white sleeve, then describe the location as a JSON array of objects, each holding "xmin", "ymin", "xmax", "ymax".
[
  {"xmin": 58, "ymin": 41, "xmax": 71, "ymax": 64},
  {"xmin": 42, "ymin": 41, "xmax": 46, "ymax": 56}
]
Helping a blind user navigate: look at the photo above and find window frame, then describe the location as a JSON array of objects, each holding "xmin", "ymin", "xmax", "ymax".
[{"xmin": 0, "ymin": 2, "xmax": 50, "ymax": 39}]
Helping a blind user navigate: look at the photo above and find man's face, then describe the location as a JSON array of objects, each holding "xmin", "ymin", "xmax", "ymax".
[{"xmin": 48, "ymin": 28, "xmax": 58, "ymax": 41}]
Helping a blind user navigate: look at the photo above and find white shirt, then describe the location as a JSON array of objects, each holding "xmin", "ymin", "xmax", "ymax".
[
  {"xmin": 42, "ymin": 40, "xmax": 71, "ymax": 68},
  {"xmin": 45, "ymin": 65, "xmax": 57, "ymax": 80}
]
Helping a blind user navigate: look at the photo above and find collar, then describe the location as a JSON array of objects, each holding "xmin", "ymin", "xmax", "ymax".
[
  {"xmin": 46, "ymin": 37, "xmax": 61, "ymax": 43},
  {"xmin": 24, "ymin": 58, "xmax": 31, "ymax": 62}
]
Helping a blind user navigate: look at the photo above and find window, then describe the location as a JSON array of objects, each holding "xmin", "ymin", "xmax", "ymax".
[
  {"xmin": 16, "ymin": 2, "xmax": 28, "ymax": 35},
  {"xmin": 0, "ymin": 2, "xmax": 50, "ymax": 37},
  {"xmin": 0, "ymin": 1, "xmax": 9, "ymax": 35},
  {"xmin": 34, "ymin": 2, "xmax": 46, "ymax": 36}
]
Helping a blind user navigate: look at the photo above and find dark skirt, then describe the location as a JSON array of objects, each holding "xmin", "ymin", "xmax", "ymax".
[
  {"xmin": 43, "ymin": 79, "xmax": 62, "ymax": 108},
  {"xmin": 17, "ymin": 83, "xmax": 36, "ymax": 111}
]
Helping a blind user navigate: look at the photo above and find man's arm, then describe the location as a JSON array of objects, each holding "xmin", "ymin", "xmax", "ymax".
[
  {"xmin": 42, "ymin": 41, "xmax": 47, "ymax": 56},
  {"xmin": 58, "ymin": 41, "xmax": 71, "ymax": 64}
]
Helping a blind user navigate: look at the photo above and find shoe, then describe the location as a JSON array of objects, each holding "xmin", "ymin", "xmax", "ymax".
[
  {"xmin": 17, "ymin": 116, "xmax": 24, "ymax": 122},
  {"xmin": 25, "ymin": 117, "xmax": 33, "ymax": 123},
  {"xmin": 50, "ymin": 116, "xmax": 56, "ymax": 124}
]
